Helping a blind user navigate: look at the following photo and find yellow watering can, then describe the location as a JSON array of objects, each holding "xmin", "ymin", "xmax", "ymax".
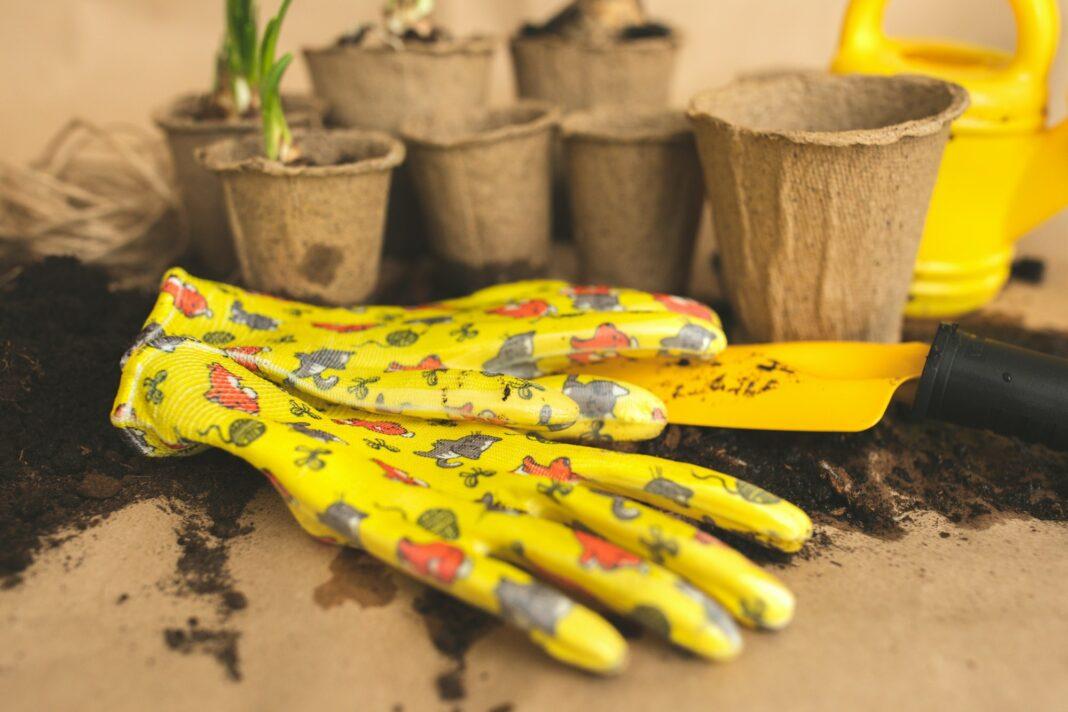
[{"xmin": 832, "ymin": 0, "xmax": 1068, "ymax": 317}]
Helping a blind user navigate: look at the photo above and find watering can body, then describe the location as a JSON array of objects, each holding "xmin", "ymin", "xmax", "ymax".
[{"xmin": 832, "ymin": 0, "xmax": 1068, "ymax": 317}]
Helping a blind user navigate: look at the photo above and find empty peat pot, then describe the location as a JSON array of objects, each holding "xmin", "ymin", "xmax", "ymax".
[
  {"xmin": 400, "ymin": 102, "xmax": 560, "ymax": 290},
  {"xmin": 197, "ymin": 129, "xmax": 404, "ymax": 305},
  {"xmin": 510, "ymin": 30, "xmax": 679, "ymax": 111},
  {"xmin": 304, "ymin": 37, "xmax": 495, "ymax": 259},
  {"xmin": 562, "ymin": 107, "xmax": 703, "ymax": 292},
  {"xmin": 689, "ymin": 72, "xmax": 968, "ymax": 342},
  {"xmin": 154, "ymin": 93, "xmax": 321, "ymax": 276},
  {"xmin": 303, "ymin": 37, "xmax": 496, "ymax": 131}
]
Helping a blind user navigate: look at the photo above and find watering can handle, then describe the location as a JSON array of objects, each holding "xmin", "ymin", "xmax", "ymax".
[{"xmin": 836, "ymin": 0, "xmax": 1060, "ymax": 78}]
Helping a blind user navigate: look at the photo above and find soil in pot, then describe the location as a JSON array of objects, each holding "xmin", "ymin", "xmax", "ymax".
[
  {"xmin": 154, "ymin": 93, "xmax": 321, "ymax": 277},
  {"xmin": 197, "ymin": 129, "xmax": 405, "ymax": 305},
  {"xmin": 562, "ymin": 106, "xmax": 703, "ymax": 293},
  {"xmin": 688, "ymin": 72, "xmax": 969, "ymax": 343},
  {"xmin": 400, "ymin": 102, "xmax": 559, "ymax": 293}
]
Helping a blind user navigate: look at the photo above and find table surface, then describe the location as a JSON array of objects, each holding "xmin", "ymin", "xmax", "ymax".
[{"xmin": 2, "ymin": 231, "xmax": 1066, "ymax": 712}]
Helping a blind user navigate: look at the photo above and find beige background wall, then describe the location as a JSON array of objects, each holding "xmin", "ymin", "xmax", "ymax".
[
  {"xmin": 2, "ymin": 0, "xmax": 1067, "ymax": 247},
  {"xmin": 5, "ymin": 0, "xmax": 1067, "ymax": 163}
]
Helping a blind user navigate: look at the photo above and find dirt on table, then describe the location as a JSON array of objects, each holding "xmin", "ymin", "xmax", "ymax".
[
  {"xmin": 2, "ymin": 257, "xmax": 1067, "ymax": 695},
  {"xmin": 0, "ymin": 257, "xmax": 262, "ymax": 676}
]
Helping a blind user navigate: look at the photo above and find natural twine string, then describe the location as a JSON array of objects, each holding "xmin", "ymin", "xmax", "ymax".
[{"xmin": 0, "ymin": 119, "xmax": 186, "ymax": 289}]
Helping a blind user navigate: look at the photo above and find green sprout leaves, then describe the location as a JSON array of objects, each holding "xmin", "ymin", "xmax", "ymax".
[{"xmin": 215, "ymin": 0, "xmax": 296, "ymax": 161}]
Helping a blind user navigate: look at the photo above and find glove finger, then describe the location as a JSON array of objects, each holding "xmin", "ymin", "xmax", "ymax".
[
  {"xmin": 315, "ymin": 498, "xmax": 628, "ymax": 674},
  {"xmin": 301, "ymin": 368, "xmax": 583, "ymax": 432},
  {"xmin": 441, "ymin": 280, "xmax": 722, "ymax": 329},
  {"xmin": 523, "ymin": 484, "xmax": 795, "ymax": 630},
  {"xmin": 483, "ymin": 436, "xmax": 812, "ymax": 554},
  {"xmin": 460, "ymin": 311, "xmax": 725, "ymax": 378},
  {"xmin": 475, "ymin": 510, "xmax": 743, "ymax": 661},
  {"xmin": 531, "ymin": 374, "xmax": 668, "ymax": 442}
]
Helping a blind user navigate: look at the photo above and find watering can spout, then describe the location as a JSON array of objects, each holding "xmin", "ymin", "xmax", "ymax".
[{"xmin": 1009, "ymin": 119, "xmax": 1068, "ymax": 239}]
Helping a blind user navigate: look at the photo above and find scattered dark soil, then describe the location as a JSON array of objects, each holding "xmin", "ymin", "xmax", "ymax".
[
  {"xmin": 0, "ymin": 257, "xmax": 261, "ymax": 676},
  {"xmin": 412, "ymin": 588, "xmax": 497, "ymax": 702},
  {"xmin": 1010, "ymin": 256, "xmax": 1047, "ymax": 285},
  {"xmin": 3, "ymin": 257, "xmax": 1067, "ymax": 696},
  {"xmin": 637, "ymin": 314, "xmax": 1068, "ymax": 556},
  {"xmin": 164, "ymin": 617, "xmax": 242, "ymax": 681}
]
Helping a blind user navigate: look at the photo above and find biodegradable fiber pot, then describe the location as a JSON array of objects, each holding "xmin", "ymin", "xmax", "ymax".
[
  {"xmin": 562, "ymin": 107, "xmax": 703, "ymax": 292},
  {"xmin": 154, "ymin": 93, "xmax": 320, "ymax": 276},
  {"xmin": 688, "ymin": 72, "xmax": 968, "ymax": 343},
  {"xmin": 510, "ymin": 32, "xmax": 679, "ymax": 110},
  {"xmin": 197, "ymin": 129, "xmax": 404, "ymax": 305},
  {"xmin": 400, "ymin": 102, "xmax": 559, "ymax": 289},
  {"xmin": 303, "ymin": 37, "xmax": 496, "ymax": 131}
]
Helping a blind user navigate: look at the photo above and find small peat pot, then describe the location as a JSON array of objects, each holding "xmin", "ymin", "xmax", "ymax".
[
  {"xmin": 561, "ymin": 107, "xmax": 703, "ymax": 292},
  {"xmin": 688, "ymin": 72, "xmax": 968, "ymax": 342},
  {"xmin": 154, "ymin": 93, "xmax": 320, "ymax": 276},
  {"xmin": 400, "ymin": 102, "xmax": 559, "ymax": 290},
  {"xmin": 303, "ymin": 37, "xmax": 496, "ymax": 131},
  {"xmin": 197, "ymin": 129, "xmax": 404, "ymax": 305},
  {"xmin": 510, "ymin": 30, "xmax": 679, "ymax": 111},
  {"xmin": 304, "ymin": 37, "xmax": 495, "ymax": 258}
]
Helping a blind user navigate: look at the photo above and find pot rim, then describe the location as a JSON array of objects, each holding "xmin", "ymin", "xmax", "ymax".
[
  {"xmin": 561, "ymin": 105, "xmax": 692, "ymax": 144},
  {"xmin": 399, "ymin": 101, "xmax": 561, "ymax": 149},
  {"xmin": 509, "ymin": 29, "xmax": 681, "ymax": 52},
  {"xmin": 196, "ymin": 128, "xmax": 405, "ymax": 177},
  {"xmin": 303, "ymin": 34, "xmax": 497, "ymax": 59},
  {"xmin": 687, "ymin": 72, "xmax": 970, "ymax": 147},
  {"xmin": 152, "ymin": 92, "xmax": 321, "ymax": 134}
]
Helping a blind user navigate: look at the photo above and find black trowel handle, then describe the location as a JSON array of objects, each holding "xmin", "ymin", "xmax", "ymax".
[{"xmin": 913, "ymin": 324, "xmax": 1068, "ymax": 450}]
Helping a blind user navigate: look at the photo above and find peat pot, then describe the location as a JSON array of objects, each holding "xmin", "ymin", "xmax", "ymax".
[
  {"xmin": 154, "ymin": 93, "xmax": 320, "ymax": 275},
  {"xmin": 400, "ymin": 102, "xmax": 559, "ymax": 290},
  {"xmin": 688, "ymin": 72, "xmax": 968, "ymax": 342},
  {"xmin": 197, "ymin": 129, "xmax": 404, "ymax": 305},
  {"xmin": 562, "ymin": 106, "xmax": 703, "ymax": 292}
]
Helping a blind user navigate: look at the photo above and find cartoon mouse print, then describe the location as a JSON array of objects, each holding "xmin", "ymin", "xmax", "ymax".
[
  {"xmin": 562, "ymin": 375, "xmax": 628, "ymax": 419},
  {"xmin": 372, "ymin": 458, "xmax": 428, "ymax": 487},
  {"xmin": 162, "ymin": 275, "xmax": 212, "ymax": 318},
  {"xmin": 568, "ymin": 323, "xmax": 637, "ymax": 365},
  {"xmin": 483, "ymin": 332, "xmax": 538, "ymax": 378},
  {"xmin": 290, "ymin": 349, "xmax": 354, "ymax": 390},
  {"xmin": 495, "ymin": 579, "xmax": 572, "ymax": 635},
  {"xmin": 565, "ymin": 286, "xmax": 621, "ymax": 312},
  {"xmin": 396, "ymin": 539, "xmax": 471, "ymax": 584},
  {"xmin": 514, "ymin": 455, "xmax": 582, "ymax": 483},
  {"xmin": 415, "ymin": 433, "xmax": 501, "ymax": 468},
  {"xmin": 487, "ymin": 299, "xmax": 556, "ymax": 319},
  {"xmin": 204, "ymin": 363, "xmax": 259, "ymax": 414},
  {"xmin": 332, "ymin": 418, "xmax": 415, "ymax": 438},
  {"xmin": 660, "ymin": 324, "xmax": 716, "ymax": 352},
  {"xmin": 229, "ymin": 300, "xmax": 280, "ymax": 331}
]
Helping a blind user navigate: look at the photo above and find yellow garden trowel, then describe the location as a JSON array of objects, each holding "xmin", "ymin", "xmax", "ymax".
[{"xmin": 585, "ymin": 324, "xmax": 1068, "ymax": 449}]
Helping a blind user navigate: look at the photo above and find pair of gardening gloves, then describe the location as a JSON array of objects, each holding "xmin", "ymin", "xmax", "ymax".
[{"xmin": 112, "ymin": 269, "xmax": 812, "ymax": 673}]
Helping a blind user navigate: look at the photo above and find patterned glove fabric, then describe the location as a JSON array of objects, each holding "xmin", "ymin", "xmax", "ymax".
[
  {"xmin": 143, "ymin": 269, "xmax": 728, "ymax": 442},
  {"xmin": 112, "ymin": 271, "xmax": 812, "ymax": 673}
]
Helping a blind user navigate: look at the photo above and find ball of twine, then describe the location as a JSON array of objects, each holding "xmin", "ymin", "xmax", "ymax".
[{"xmin": 0, "ymin": 119, "xmax": 186, "ymax": 289}]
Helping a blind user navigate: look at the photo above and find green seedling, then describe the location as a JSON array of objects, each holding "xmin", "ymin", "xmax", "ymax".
[{"xmin": 212, "ymin": 0, "xmax": 294, "ymax": 124}]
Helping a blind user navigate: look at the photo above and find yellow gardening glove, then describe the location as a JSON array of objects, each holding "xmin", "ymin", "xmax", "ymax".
[
  {"xmin": 141, "ymin": 268, "xmax": 726, "ymax": 442},
  {"xmin": 112, "ymin": 275, "xmax": 812, "ymax": 674}
]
